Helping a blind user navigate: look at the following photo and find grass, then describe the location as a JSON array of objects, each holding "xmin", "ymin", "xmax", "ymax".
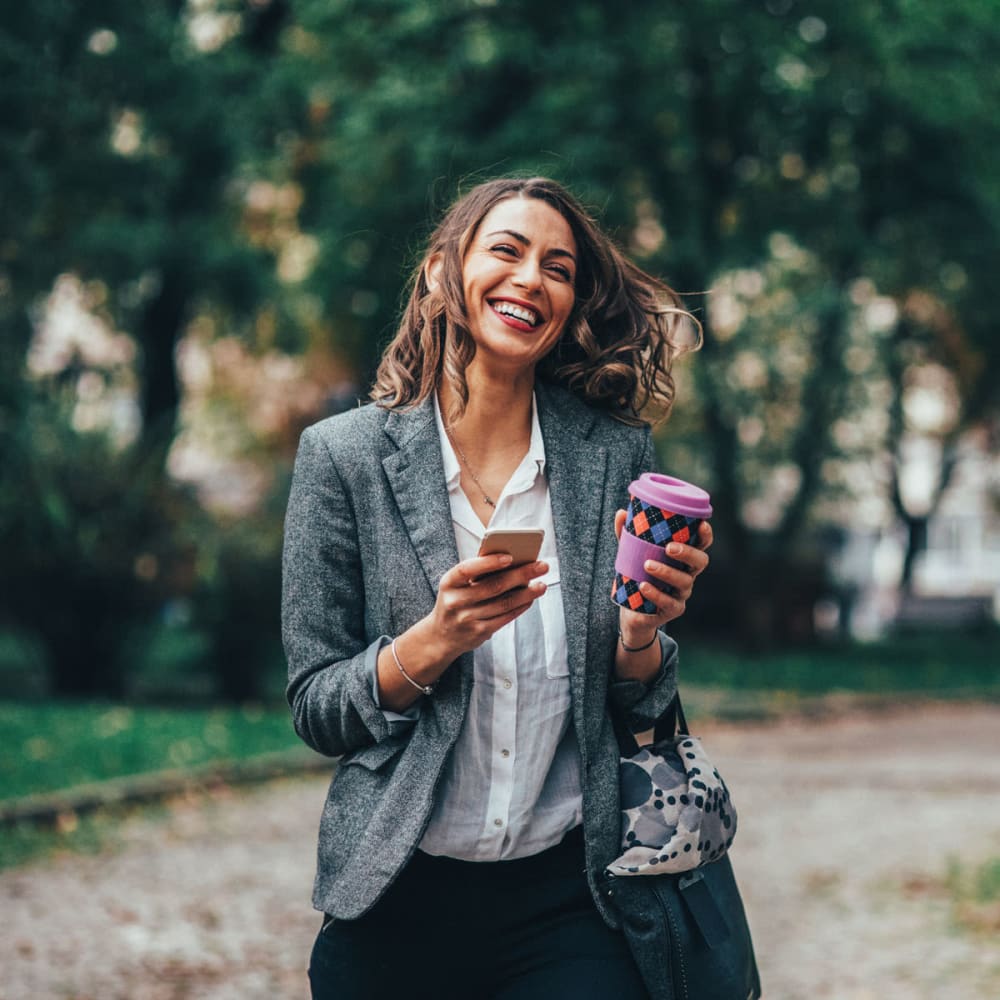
[
  {"xmin": 0, "ymin": 701, "xmax": 309, "ymax": 868},
  {"xmin": 683, "ymin": 630, "xmax": 1000, "ymax": 698},
  {"xmin": 3, "ymin": 629, "xmax": 996, "ymax": 804},
  {"xmin": 0, "ymin": 807, "xmax": 139, "ymax": 870},
  {"xmin": 1, "ymin": 630, "xmax": 995, "ymax": 867},
  {"xmin": 946, "ymin": 858, "xmax": 1000, "ymax": 935},
  {"xmin": 0, "ymin": 701, "xmax": 303, "ymax": 802}
]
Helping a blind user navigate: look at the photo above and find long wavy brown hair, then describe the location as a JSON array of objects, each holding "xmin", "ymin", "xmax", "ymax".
[{"xmin": 370, "ymin": 177, "xmax": 699, "ymax": 425}]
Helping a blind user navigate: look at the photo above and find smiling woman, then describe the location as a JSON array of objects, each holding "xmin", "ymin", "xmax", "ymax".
[
  {"xmin": 373, "ymin": 176, "xmax": 695, "ymax": 429},
  {"xmin": 442, "ymin": 197, "xmax": 579, "ymax": 383},
  {"xmin": 282, "ymin": 176, "xmax": 721, "ymax": 1000}
]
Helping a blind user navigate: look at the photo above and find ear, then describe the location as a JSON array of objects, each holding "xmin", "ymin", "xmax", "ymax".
[{"xmin": 424, "ymin": 252, "xmax": 443, "ymax": 292}]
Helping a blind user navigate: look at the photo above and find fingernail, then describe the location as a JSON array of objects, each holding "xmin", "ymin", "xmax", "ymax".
[
  {"xmin": 644, "ymin": 560, "xmax": 655, "ymax": 571},
  {"xmin": 499, "ymin": 554, "xmax": 513, "ymax": 564},
  {"xmin": 667, "ymin": 543, "xmax": 682, "ymax": 555}
]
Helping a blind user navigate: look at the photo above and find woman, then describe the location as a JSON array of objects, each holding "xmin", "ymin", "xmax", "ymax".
[{"xmin": 282, "ymin": 176, "xmax": 711, "ymax": 999}]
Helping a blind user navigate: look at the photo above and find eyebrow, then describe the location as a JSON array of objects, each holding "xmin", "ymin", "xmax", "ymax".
[{"xmin": 484, "ymin": 229, "xmax": 577, "ymax": 263}]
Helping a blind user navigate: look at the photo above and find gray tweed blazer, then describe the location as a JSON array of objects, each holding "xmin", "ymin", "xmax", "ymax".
[{"xmin": 282, "ymin": 380, "xmax": 679, "ymax": 924}]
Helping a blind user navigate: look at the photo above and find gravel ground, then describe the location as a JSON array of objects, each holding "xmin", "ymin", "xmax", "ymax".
[{"xmin": 3, "ymin": 702, "xmax": 1000, "ymax": 999}]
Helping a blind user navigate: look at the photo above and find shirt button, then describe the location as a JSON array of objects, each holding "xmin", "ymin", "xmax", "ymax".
[
  {"xmin": 501, "ymin": 749, "xmax": 510, "ymax": 758},
  {"xmin": 503, "ymin": 678, "xmax": 513, "ymax": 689},
  {"xmin": 494, "ymin": 818, "xmax": 503, "ymax": 827}
]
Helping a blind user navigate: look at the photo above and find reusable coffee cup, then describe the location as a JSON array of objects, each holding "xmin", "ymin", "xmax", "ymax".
[{"xmin": 611, "ymin": 473, "xmax": 713, "ymax": 615}]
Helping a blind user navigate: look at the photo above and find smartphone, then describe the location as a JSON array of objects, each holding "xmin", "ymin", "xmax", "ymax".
[{"xmin": 477, "ymin": 527, "xmax": 545, "ymax": 567}]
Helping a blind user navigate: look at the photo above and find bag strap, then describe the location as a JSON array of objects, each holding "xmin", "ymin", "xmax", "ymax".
[
  {"xmin": 655, "ymin": 691, "xmax": 690, "ymax": 741},
  {"xmin": 613, "ymin": 690, "xmax": 690, "ymax": 757}
]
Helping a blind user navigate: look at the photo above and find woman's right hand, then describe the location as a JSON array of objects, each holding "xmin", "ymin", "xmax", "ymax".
[
  {"xmin": 427, "ymin": 554, "xmax": 549, "ymax": 662},
  {"xmin": 377, "ymin": 554, "xmax": 548, "ymax": 711}
]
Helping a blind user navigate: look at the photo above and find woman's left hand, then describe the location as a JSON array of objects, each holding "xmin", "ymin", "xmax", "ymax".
[{"xmin": 613, "ymin": 510, "xmax": 713, "ymax": 640}]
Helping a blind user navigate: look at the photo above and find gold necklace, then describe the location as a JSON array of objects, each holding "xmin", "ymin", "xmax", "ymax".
[{"xmin": 446, "ymin": 427, "xmax": 496, "ymax": 508}]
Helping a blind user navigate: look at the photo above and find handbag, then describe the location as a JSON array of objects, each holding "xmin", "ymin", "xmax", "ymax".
[{"xmin": 605, "ymin": 694, "xmax": 761, "ymax": 1000}]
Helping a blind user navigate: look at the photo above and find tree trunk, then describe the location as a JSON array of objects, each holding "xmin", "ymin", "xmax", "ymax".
[
  {"xmin": 45, "ymin": 593, "xmax": 128, "ymax": 698},
  {"xmin": 898, "ymin": 515, "xmax": 928, "ymax": 592},
  {"xmin": 667, "ymin": 43, "xmax": 759, "ymax": 648},
  {"xmin": 890, "ymin": 437, "xmax": 959, "ymax": 596},
  {"xmin": 138, "ymin": 267, "xmax": 188, "ymax": 466}
]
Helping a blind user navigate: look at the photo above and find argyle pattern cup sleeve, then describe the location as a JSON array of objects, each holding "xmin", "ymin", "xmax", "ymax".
[
  {"xmin": 611, "ymin": 474, "xmax": 712, "ymax": 616},
  {"xmin": 612, "ymin": 500, "xmax": 704, "ymax": 614}
]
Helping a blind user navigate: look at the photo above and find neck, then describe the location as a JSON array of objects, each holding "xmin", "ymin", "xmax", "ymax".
[
  {"xmin": 439, "ymin": 363, "xmax": 534, "ymax": 448},
  {"xmin": 438, "ymin": 365, "xmax": 536, "ymax": 523}
]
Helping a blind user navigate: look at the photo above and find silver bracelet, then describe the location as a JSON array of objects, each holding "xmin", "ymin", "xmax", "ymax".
[
  {"xmin": 391, "ymin": 638, "xmax": 435, "ymax": 696},
  {"xmin": 618, "ymin": 628, "xmax": 659, "ymax": 653}
]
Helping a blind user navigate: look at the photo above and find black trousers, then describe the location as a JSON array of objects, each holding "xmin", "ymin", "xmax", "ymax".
[{"xmin": 308, "ymin": 826, "xmax": 650, "ymax": 999}]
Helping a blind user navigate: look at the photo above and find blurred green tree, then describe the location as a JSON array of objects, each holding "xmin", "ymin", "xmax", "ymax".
[
  {"xmin": 285, "ymin": 0, "xmax": 1000, "ymax": 643},
  {"xmin": 0, "ymin": 0, "xmax": 299, "ymax": 695},
  {"xmin": 2, "ymin": 0, "xmax": 997, "ymax": 694}
]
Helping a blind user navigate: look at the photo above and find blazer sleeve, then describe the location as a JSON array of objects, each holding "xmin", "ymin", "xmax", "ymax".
[
  {"xmin": 607, "ymin": 424, "xmax": 680, "ymax": 730},
  {"xmin": 282, "ymin": 424, "xmax": 396, "ymax": 758}
]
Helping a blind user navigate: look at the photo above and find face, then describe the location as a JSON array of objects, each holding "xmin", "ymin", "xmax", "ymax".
[{"xmin": 454, "ymin": 196, "xmax": 578, "ymax": 377}]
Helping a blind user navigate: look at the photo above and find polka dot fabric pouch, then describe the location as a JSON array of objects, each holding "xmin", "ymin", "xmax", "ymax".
[{"xmin": 608, "ymin": 694, "xmax": 737, "ymax": 876}]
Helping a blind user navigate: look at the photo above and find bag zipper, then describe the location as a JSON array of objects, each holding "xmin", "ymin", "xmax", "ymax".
[{"xmin": 652, "ymin": 878, "xmax": 688, "ymax": 1000}]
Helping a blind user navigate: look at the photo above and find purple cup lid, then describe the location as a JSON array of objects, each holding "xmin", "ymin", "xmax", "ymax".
[{"xmin": 630, "ymin": 473, "xmax": 713, "ymax": 519}]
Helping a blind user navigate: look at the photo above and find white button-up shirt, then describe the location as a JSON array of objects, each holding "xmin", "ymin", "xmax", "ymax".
[{"xmin": 405, "ymin": 393, "xmax": 583, "ymax": 860}]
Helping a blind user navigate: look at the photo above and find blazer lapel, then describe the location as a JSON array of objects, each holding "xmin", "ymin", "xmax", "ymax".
[
  {"xmin": 381, "ymin": 397, "xmax": 460, "ymax": 600},
  {"xmin": 536, "ymin": 383, "xmax": 609, "ymax": 754},
  {"xmin": 381, "ymin": 398, "xmax": 474, "ymax": 734}
]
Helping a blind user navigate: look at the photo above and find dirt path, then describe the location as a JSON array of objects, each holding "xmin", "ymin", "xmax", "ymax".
[{"xmin": 3, "ymin": 703, "xmax": 1000, "ymax": 999}]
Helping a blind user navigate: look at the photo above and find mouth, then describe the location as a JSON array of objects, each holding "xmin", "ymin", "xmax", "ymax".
[{"xmin": 489, "ymin": 298, "xmax": 542, "ymax": 331}]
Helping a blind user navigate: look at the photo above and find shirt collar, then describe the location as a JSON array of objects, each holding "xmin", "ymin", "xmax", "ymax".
[
  {"xmin": 524, "ymin": 394, "xmax": 547, "ymax": 477},
  {"xmin": 433, "ymin": 393, "xmax": 462, "ymax": 489},
  {"xmin": 433, "ymin": 392, "xmax": 547, "ymax": 493}
]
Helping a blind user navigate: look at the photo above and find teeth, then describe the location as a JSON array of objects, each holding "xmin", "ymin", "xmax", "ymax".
[{"xmin": 493, "ymin": 302, "xmax": 538, "ymax": 325}]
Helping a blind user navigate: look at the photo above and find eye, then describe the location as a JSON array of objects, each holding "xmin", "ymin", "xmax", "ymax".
[
  {"xmin": 547, "ymin": 262, "xmax": 573, "ymax": 282},
  {"xmin": 490, "ymin": 243, "xmax": 518, "ymax": 257}
]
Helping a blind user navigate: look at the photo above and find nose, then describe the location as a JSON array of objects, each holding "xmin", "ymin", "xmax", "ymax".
[{"xmin": 512, "ymin": 255, "xmax": 543, "ymax": 292}]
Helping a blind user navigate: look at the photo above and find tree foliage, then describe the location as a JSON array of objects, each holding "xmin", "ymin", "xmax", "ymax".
[
  {"xmin": 286, "ymin": 0, "xmax": 1000, "ymax": 641},
  {"xmin": 1, "ymin": 0, "xmax": 997, "ymax": 695},
  {"xmin": 0, "ymin": 0, "xmax": 293, "ymax": 695}
]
